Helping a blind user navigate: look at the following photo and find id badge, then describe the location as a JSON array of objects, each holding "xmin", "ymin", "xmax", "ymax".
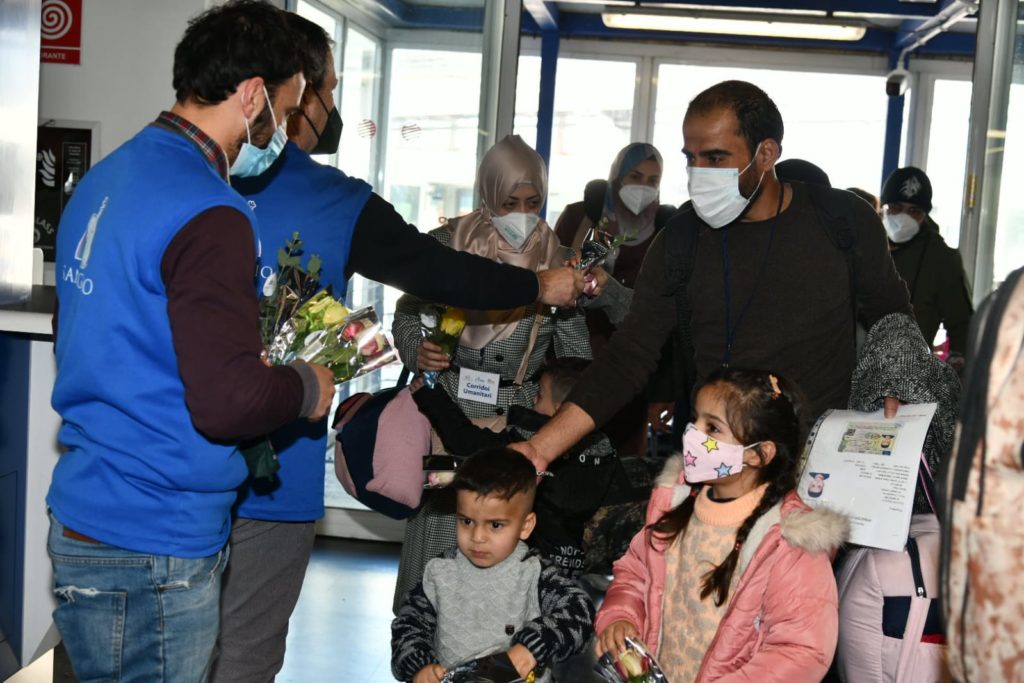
[{"xmin": 457, "ymin": 367, "xmax": 500, "ymax": 405}]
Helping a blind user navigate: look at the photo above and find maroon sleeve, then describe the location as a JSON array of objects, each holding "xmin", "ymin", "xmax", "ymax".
[{"xmin": 161, "ymin": 206, "xmax": 305, "ymax": 441}]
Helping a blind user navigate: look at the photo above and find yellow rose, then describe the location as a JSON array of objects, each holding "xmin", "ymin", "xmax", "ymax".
[
  {"xmin": 322, "ymin": 300, "xmax": 350, "ymax": 326},
  {"xmin": 306, "ymin": 293, "xmax": 332, "ymax": 314},
  {"xmin": 440, "ymin": 308, "xmax": 466, "ymax": 337}
]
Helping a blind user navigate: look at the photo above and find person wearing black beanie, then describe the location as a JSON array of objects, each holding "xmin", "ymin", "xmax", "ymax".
[{"xmin": 879, "ymin": 166, "xmax": 973, "ymax": 361}]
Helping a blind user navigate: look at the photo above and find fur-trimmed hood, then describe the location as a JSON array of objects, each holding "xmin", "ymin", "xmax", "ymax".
[{"xmin": 653, "ymin": 454, "xmax": 849, "ymax": 571}]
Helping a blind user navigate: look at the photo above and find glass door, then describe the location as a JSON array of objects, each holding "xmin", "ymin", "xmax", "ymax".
[
  {"xmin": 961, "ymin": 0, "xmax": 1024, "ymax": 300},
  {"xmin": 988, "ymin": 21, "xmax": 1024, "ymax": 289}
]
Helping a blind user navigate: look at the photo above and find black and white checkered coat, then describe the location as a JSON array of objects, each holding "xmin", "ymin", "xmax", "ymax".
[{"xmin": 392, "ymin": 225, "xmax": 592, "ymax": 420}]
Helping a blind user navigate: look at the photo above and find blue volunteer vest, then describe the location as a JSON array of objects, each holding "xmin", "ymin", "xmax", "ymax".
[
  {"xmin": 233, "ymin": 141, "xmax": 372, "ymax": 520},
  {"xmin": 48, "ymin": 125, "xmax": 255, "ymax": 558}
]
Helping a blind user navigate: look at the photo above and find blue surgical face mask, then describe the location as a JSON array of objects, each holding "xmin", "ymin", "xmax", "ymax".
[{"xmin": 230, "ymin": 86, "xmax": 288, "ymax": 178}]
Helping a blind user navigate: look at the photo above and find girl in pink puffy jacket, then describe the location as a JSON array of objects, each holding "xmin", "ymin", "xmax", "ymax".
[{"xmin": 595, "ymin": 367, "xmax": 848, "ymax": 683}]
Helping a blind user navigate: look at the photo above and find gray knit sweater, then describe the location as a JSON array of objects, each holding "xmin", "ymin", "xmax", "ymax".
[{"xmin": 391, "ymin": 543, "xmax": 595, "ymax": 682}]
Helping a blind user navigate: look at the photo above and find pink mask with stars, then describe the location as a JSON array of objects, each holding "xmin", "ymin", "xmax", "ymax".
[{"xmin": 682, "ymin": 423, "xmax": 761, "ymax": 484}]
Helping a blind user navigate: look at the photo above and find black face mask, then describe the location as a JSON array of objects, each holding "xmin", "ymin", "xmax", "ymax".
[{"xmin": 304, "ymin": 88, "xmax": 343, "ymax": 155}]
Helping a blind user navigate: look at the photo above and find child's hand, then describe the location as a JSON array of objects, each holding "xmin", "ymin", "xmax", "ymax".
[
  {"xmin": 596, "ymin": 620, "xmax": 640, "ymax": 657},
  {"xmin": 412, "ymin": 663, "xmax": 445, "ymax": 683},
  {"xmin": 410, "ymin": 375, "xmax": 425, "ymax": 393},
  {"xmin": 507, "ymin": 644, "xmax": 537, "ymax": 679}
]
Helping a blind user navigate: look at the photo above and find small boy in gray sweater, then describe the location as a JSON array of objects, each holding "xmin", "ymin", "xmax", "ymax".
[{"xmin": 391, "ymin": 447, "xmax": 595, "ymax": 683}]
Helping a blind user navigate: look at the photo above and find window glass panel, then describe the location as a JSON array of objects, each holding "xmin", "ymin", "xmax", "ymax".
[
  {"xmin": 514, "ymin": 54, "xmax": 542, "ymax": 148},
  {"xmin": 296, "ymin": 1, "xmax": 337, "ymax": 37},
  {"xmin": 339, "ymin": 26, "xmax": 380, "ymax": 184},
  {"xmin": 926, "ymin": 79, "xmax": 972, "ymax": 247},
  {"xmin": 383, "ymin": 48, "xmax": 482, "ymax": 229},
  {"xmin": 340, "ymin": 47, "xmax": 482, "ymax": 396},
  {"xmin": 544, "ymin": 58, "xmax": 637, "ymax": 229},
  {"xmin": 991, "ymin": 79, "xmax": 1024, "ymax": 287},
  {"xmin": 652, "ymin": 64, "xmax": 888, "ymax": 209}
]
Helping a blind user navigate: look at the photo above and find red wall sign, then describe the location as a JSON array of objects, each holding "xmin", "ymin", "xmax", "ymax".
[{"xmin": 40, "ymin": 0, "xmax": 82, "ymax": 65}]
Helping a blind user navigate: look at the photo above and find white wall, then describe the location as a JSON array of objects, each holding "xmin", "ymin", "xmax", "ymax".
[{"xmin": 38, "ymin": 0, "xmax": 208, "ymax": 159}]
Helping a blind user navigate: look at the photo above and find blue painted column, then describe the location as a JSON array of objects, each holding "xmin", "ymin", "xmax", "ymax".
[
  {"xmin": 881, "ymin": 51, "xmax": 906, "ymax": 186},
  {"xmin": 535, "ymin": 28, "xmax": 559, "ymax": 217}
]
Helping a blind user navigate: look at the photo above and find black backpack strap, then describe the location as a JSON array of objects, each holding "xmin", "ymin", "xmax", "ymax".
[
  {"xmin": 803, "ymin": 183, "xmax": 859, "ymax": 340},
  {"xmin": 906, "ymin": 536, "xmax": 927, "ymax": 598},
  {"xmin": 662, "ymin": 203, "xmax": 702, "ymax": 397}
]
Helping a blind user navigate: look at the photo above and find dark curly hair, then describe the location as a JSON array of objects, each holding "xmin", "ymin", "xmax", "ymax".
[
  {"xmin": 648, "ymin": 367, "xmax": 804, "ymax": 606},
  {"xmin": 686, "ymin": 80, "xmax": 784, "ymax": 158},
  {"xmin": 285, "ymin": 11, "xmax": 335, "ymax": 92},
  {"xmin": 172, "ymin": 0, "xmax": 303, "ymax": 105}
]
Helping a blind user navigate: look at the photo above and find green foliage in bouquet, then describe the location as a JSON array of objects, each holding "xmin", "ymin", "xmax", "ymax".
[{"xmin": 259, "ymin": 231, "xmax": 323, "ymax": 347}]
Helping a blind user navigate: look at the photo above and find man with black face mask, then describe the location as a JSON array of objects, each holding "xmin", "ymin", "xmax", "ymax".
[
  {"xmin": 514, "ymin": 80, "xmax": 920, "ymax": 483},
  {"xmin": 880, "ymin": 166, "xmax": 973, "ymax": 363},
  {"xmin": 213, "ymin": 13, "xmax": 585, "ymax": 682}
]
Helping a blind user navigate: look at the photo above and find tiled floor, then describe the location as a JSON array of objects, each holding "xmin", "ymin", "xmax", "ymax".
[
  {"xmin": 279, "ymin": 537, "xmax": 607, "ymax": 683},
  {"xmin": 20, "ymin": 536, "xmax": 605, "ymax": 682},
  {"xmin": 278, "ymin": 537, "xmax": 402, "ymax": 683}
]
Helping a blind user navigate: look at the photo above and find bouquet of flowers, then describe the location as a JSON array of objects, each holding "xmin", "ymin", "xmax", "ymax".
[
  {"xmin": 243, "ymin": 233, "xmax": 398, "ymax": 481},
  {"xmin": 420, "ymin": 304, "xmax": 466, "ymax": 388},
  {"xmin": 577, "ymin": 227, "xmax": 633, "ymax": 298},
  {"xmin": 266, "ymin": 290, "xmax": 397, "ymax": 383},
  {"xmin": 593, "ymin": 638, "xmax": 668, "ymax": 683}
]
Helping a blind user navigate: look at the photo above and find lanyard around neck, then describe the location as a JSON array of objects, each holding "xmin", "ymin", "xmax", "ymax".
[{"xmin": 720, "ymin": 185, "xmax": 785, "ymax": 366}]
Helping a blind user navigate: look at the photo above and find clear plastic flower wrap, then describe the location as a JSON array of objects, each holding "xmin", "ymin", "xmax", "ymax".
[
  {"xmin": 593, "ymin": 637, "xmax": 668, "ymax": 683},
  {"xmin": 566, "ymin": 227, "xmax": 633, "ymax": 303},
  {"xmin": 578, "ymin": 227, "xmax": 631, "ymax": 271},
  {"xmin": 269, "ymin": 293, "xmax": 398, "ymax": 383},
  {"xmin": 420, "ymin": 303, "xmax": 466, "ymax": 389},
  {"xmin": 424, "ymin": 455, "xmax": 465, "ymax": 488}
]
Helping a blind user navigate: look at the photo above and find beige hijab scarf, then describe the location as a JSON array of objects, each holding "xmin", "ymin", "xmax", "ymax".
[{"xmin": 448, "ymin": 135, "xmax": 562, "ymax": 349}]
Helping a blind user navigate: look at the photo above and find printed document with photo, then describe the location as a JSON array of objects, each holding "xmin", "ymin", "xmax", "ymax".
[{"xmin": 799, "ymin": 403, "xmax": 937, "ymax": 551}]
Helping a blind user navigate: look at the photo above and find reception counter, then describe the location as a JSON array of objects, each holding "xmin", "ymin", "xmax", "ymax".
[{"xmin": 0, "ymin": 286, "xmax": 61, "ymax": 679}]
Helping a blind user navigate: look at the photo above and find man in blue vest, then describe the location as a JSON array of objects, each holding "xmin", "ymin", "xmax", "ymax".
[
  {"xmin": 46, "ymin": 3, "xmax": 339, "ymax": 680},
  {"xmin": 211, "ymin": 13, "xmax": 585, "ymax": 681}
]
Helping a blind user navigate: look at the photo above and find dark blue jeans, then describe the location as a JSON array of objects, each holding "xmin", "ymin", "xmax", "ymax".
[{"xmin": 48, "ymin": 514, "xmax": 228, "ymax": 682}]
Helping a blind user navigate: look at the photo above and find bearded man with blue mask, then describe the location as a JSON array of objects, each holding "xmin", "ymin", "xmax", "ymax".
[
  {"xmin": 515, "ymin": 80, "xmax": 927, "ymax": 482},
  {"xmin": 46, "ymin": 2, "xmax": 340, "ymax": 681},
  {"xmin": 213, "ymin": 14, "xmax": 585, "ymax": 682},
  {"xmin": 880, "ymin": 166, "xmax": 973, "ymax": 364}
]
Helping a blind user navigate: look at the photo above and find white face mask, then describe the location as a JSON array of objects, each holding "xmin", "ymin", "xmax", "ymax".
[
  {"xmin": 491, "ymin": 212, "xmax": 541, "ymax": 250},
  {"xmin": 882, "ymin": 212, "xmax": 921, "ymax": 244},
  {"xmin": 686, "ymin": 146, "xmax": 764, "ymax": 229},
  {"xmin": 618, "ymin": 184, "xmax": 659, "ymax": 215}
]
